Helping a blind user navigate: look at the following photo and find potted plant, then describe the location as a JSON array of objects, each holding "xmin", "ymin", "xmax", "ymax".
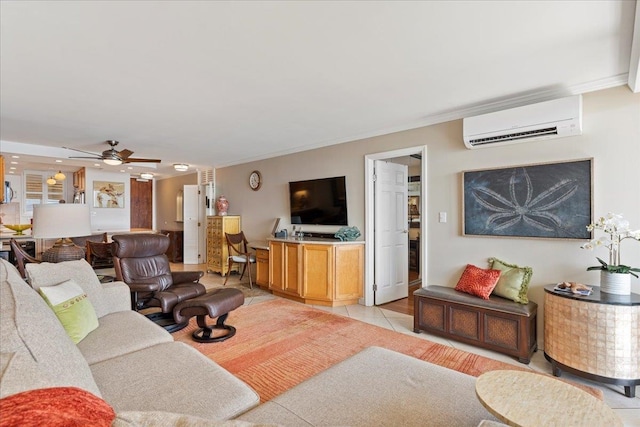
[{"xmin": 581, "ymin": 213, "xmax": 640, "ymax": 295}]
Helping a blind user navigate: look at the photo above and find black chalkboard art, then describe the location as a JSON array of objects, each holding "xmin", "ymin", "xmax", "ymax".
[{"xmin": 463, "ymin": 159, "xmax": 592, "ymax": 239}]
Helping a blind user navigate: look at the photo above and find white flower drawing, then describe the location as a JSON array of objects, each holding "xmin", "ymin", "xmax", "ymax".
[{"xmin": 471, "ymin": 168, "xmax": 579, "ymax": 232}]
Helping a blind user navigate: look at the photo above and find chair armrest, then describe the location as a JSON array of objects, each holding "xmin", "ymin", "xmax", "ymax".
[
  {"xmin": 171, "ymin": 270, "xmax": 204, "ymax": 283},
  {"xmin": 126, "ymin": 281, "xmax": 162, "ymax": 293},
  {"xmin": 100, "ymin": 281, "xmax": 133, "ymax": 314}
]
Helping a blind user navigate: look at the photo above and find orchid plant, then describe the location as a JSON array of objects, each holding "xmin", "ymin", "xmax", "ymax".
[{"xmin": 581, "ymin": 213, "xmax": 640, "ymax": 277}]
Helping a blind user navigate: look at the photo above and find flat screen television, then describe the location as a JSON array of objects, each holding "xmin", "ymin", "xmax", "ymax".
[{"xmin": 289, "ymin": 176, "xmax": 348, "ymax": 226}]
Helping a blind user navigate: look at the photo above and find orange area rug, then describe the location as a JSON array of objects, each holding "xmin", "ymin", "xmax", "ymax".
[{"xmin": 172, "ymin": 299, "xmax": 600, "ymax": 402}]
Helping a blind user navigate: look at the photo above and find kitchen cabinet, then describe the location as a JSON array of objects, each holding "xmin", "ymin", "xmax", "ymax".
[
  {"xmin": 73, "ymin": 167, "xmax": 86, "ymax": 192},
  {"xmin": 206, "ymin": 215, "xmax": 241, "ymax": 276}
]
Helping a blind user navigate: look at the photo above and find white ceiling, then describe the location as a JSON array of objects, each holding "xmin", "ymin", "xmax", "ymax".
[{"xmin": 1, "ymin": 1, "xmax": 639, "ymax": 179}]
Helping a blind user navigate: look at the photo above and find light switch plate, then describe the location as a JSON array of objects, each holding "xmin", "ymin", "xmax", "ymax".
[{"xmin": 439, "ymin": 212, "xmax": 447, "ymax": 223}]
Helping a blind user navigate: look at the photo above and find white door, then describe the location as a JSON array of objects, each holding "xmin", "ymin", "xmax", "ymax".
[
  {"xmin": 183, "ymin": 185, "xmax": 199, "ymax": 264},
  {"xmin": 374, "ymin": 160, "xmax": 409, "ymax": 304}
]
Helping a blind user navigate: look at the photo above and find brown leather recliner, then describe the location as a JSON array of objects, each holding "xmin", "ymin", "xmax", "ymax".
[{"xmin": 112, "ymin": 233, "xmax": 205, "ymax": 331}]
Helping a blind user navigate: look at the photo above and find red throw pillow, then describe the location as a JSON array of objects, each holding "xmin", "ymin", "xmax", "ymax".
[
  {"xmin": 0, "ymin": 387, "xmax": 115, "ymax": 427},
  {"xmin": 455, "ymin": 264, "xmax": 501, "ymax": 299}
]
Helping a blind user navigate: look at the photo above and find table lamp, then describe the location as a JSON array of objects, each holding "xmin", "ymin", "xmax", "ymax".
[{"xmin": 32, "ymin": 203, "xmax": 92, "ymax": 262}]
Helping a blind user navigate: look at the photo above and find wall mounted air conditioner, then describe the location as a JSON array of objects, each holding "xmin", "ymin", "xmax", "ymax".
[{"xmin": 463, "ymin": 95, "xmax": 582, "ymax": 149}]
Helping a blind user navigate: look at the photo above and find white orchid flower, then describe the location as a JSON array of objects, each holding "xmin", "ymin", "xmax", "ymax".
[{"xmin": 581, "ymin": 213, "xmax": 638, "ymax": 269}]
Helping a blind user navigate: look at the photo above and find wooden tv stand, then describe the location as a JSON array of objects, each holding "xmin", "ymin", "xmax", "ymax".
[{"xmin": 267, "ymin": 237, "xmax": 364, "ymax": 307}]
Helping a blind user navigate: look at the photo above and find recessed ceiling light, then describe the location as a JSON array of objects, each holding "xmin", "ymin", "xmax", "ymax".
[
  {"xmin": 9, "ymin": 167, "xmax": 16, "ymax": 170},
  {"xmin": 11, "ymin": 155, "xmax": 19, "ymax": 158},
  {"xmin": 55, "ymin": 159, "xmax": 63, "ymax": 163},
  {"xmin": 94, "ymin": 163, "xmax": 101, "ymax": 167},
  {"xmin": 127, "ymin": 166, "xmax": 133, "ymax": 170},
  {"xmin": 10, "ymin": 161, "xmax": 18, "ymax": 165}
]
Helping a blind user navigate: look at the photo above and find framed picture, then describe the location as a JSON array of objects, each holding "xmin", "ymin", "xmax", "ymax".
[
  {"xmin": 93, "ymin": 181, "xmax": 125, "ymax": 208},
  {"xmin": 408, "ymin": 195, "xmax": 420, "ymax": 228},
  {"xmin": 462, "ymin": 158, "xmax": 593, "ymax": 239}
]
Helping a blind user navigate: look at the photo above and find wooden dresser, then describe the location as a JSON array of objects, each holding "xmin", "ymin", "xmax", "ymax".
[{"xmin": 206, "ymin": 215, "xmax": 241, "ymax": 276}]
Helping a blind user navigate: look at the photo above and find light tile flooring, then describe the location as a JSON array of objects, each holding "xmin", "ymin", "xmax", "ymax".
[{"xmin": 185, "ymin": 265, "xmax": 640, "ymax": 426}]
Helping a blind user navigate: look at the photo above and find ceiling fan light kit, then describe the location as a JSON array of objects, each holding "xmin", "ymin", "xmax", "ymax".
[
  {"xmin": 174, "ymin": 164, "xmax": 189, "ymax": 172},
  {"xmin": 103, "ymin": 158, "xmax": 122, "ymax": 166}
]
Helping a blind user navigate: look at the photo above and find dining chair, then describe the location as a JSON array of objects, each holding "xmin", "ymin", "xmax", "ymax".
[
  {"xmin": 9, "ymin": 238, "xmax": 40, "ymax": 279},
  {"xmin": 85, "ymin": 240, "xmax": 115, "ymax": 269},
  {"xmin": 223, "ymin": 231, "xmax": 256, "ymax": 289}
]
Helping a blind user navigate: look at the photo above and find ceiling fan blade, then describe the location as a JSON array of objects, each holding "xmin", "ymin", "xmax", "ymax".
[
  {"xmin": 69, "ymin": 156, "xmax": 103, "ymax": 160},
  {"xmin": 122, "ymin": 158, "xmax": 162, "ymax": 163},
  {"xmin": 63, "ymin": 146, "xmax": 101, "ymax": 156},
  {"xmin": 118, "ymin": 149, "xmax": 134, "ymax": 159}
]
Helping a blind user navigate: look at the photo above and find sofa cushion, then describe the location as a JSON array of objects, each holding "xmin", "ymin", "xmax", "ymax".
[
  {"xmin": 26, "ymin": 259, "xmax": 111, "ymax": 318},
  {"xmin": 91, "ymin": 342, "xmax": 260, "ymax": 420},
  {"xmin": 0, "ymin": 260, "xmax": 101, "ymax": 398},
  {"xmin": 0, "ymin": 386, "xmax": 115, "ymax": 426},
  {"xmin": 39, "ymin": 279, "xmax": 99, "ymax": 344},
  {"xmin": 78, "ymin": 311, "xmax": 173, "ymax": 365},
  {"xmin": 414, "ymin": 285, "xmax": 538, "ymax": 317},
  {"xmin": 238, "ymin": 346, "xmax": 498, "ymax": 426},
  {"xmin": 0, "ymin": 351, "xmax": 57, "ymax": 399}
]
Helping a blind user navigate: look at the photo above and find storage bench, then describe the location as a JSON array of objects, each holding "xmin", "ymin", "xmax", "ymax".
[{"xmin": 413, "ymin": 285, "xmax": 538, "ymax": 364}]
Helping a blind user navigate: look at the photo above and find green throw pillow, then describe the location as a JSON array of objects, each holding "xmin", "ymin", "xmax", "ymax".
[
  {"xmin": 39, "ymin": 279, "xmax": 99, "ymax": 344},
  {"xmin": 488, "ymin": 257, "xmax": 533, "ymax": 304}
]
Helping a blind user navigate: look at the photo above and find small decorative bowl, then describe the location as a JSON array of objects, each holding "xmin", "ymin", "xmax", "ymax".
[{"xmin": 3, "ymin": 224, "xmax": 32, "ymax": 235}]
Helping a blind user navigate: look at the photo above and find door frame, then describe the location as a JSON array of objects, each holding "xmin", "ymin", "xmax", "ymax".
[{"xmin": 363, "ymin": 145, "xmax": 427, "ymax": 307}]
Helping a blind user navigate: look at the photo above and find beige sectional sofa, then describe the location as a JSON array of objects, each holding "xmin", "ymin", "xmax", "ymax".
[
  {"xmin": 1, "ymin": 258, "xmax": 501, "ymax": 426},
  {"xmin": 0, "ymin": 259, "xmax": 260, "ymax": 424}
]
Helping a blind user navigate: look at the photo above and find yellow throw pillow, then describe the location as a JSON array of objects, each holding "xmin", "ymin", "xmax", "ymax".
[
  {"xmin": 488, "ymin": 257, "xmax": 533, "ymax": 304},
  {"xmin": 39, "ymin": 279, "xmax": 99, "ymax": 344}
]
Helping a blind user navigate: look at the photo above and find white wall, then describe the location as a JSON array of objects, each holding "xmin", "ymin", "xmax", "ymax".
[{"xmin": 215, "ymin": 86, "xmax": 639, "ymax": 344}]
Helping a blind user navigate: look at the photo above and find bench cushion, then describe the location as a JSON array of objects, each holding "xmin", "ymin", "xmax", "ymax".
[{"xmin": 414, "ymin": 285, "xmax": 537, "ymax": 316}]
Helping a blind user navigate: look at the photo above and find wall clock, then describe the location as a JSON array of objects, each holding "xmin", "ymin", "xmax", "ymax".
[{"xmin": 249, "ymin": 170, "xmax": 262, "ymax": 191}]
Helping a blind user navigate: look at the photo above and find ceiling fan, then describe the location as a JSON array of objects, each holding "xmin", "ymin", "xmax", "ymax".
[{"xmin": 65, "ymin": 140, "xmax": 161, "ymax": 165}]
